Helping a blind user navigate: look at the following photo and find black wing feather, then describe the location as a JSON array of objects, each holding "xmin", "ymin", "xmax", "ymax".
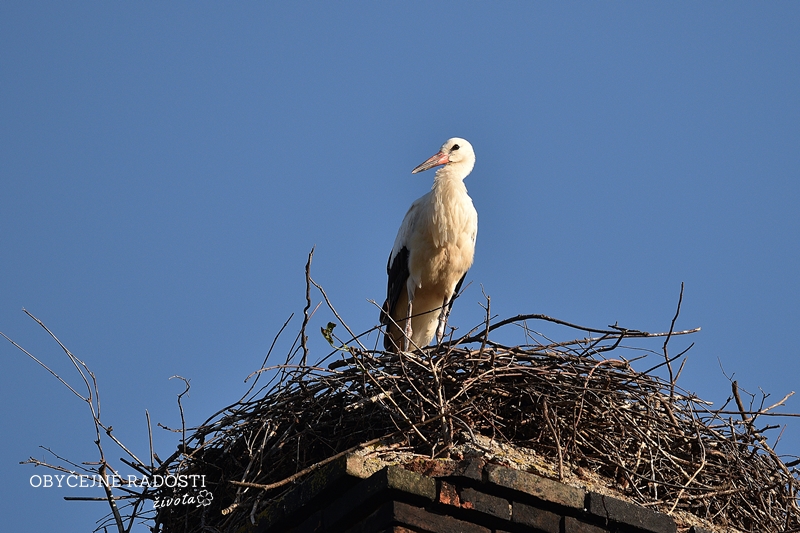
[
  {"xmin": 381, "ymin": 247, "xmax": 410, "ymax": 350},
  {"xmin": 381, "ymin": 246, "xmax": 409, "ymax": 322}
]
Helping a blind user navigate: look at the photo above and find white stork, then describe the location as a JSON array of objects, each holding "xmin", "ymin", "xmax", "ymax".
[{"xmin": 381, "ymin": 137, "xmax": 478, "ymax": 352}]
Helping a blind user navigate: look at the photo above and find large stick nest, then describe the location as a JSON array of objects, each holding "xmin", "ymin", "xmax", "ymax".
[{"xmin": 154, "ymin": 293, "xmax": 800, "ymax": 533}]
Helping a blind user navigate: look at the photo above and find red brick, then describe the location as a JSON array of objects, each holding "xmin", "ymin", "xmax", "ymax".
[
  {"xmin": 295, "ymin": 466, "xmax": 436, "ymax": 532},
  {"xmin": 564, "ymin": 516, "xmax": 608, "ymax": 533},
  {"xmin": 385, "ymin": 466, "xmax": 437, "ymax": 501},
  {"xmin": 404, "ymin": 458, "xmax": 484, "ymax": 482},
  {"xmin": 586, "ymin": 492, "xmax": 677, "ymax": 533},
  {"xmin": 405, "ymin": 458, "xmax": 458, "ymax": 478},
  {"xmin": 512, "ymin": 501, "xmax": 561, "ymax": 533},
  {"xmin": 393, "ymin": 501, "xmax": 491, "ymax": 533},
  {"xmin": 485, "ymin": 464, "xmax": 585, "ymax": 510},
  {"xmin": 438, "ymin": 480, "xmax": 461, "ymax": 506},
  {"xmin": 458, "ymin": 487, "xmax": 511, "ymax": 520}
]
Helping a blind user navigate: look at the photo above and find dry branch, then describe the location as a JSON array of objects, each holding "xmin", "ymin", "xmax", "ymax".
[
  {"xmin": 8, "ymin": 275, "xmax": 800, "ymax": 533},
  {"xmin": 150, "ymin": 284, "xmax": 799, "ymax": 533}
]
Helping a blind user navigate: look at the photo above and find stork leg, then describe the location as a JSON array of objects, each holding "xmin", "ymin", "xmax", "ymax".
[
  {"xmin": 403, "ymin": 299, "xmax": 413, "ymax": 352},
  {"xmin": 435, "ymin": 296, "xmax": 451, "ymax": 344}
]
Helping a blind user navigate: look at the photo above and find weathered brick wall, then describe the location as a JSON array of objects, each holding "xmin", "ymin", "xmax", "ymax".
[{"xmin": 252, "ymin": 454, "xmax": 714, "ymax": 533}]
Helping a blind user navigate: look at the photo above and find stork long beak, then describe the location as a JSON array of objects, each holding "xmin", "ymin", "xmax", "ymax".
[{"xmin": 411, "ymin": 151, "xmax": 450, "ymax": 174}]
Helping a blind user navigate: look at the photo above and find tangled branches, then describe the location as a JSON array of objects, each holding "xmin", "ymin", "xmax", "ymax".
[
  {"xmin": 153, "ymin": 285, "xmax": 799, "ymax": 533},
  {"xmin": 8, "ymin": 260, "xmax": 799, "ymax": 533}
]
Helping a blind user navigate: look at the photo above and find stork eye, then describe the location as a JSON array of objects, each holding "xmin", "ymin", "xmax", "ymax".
[{"xmin": 451, "ymin": 144, "xmax": 460, "ymax": 151}]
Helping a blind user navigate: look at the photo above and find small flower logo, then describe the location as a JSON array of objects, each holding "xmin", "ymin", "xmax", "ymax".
[{"xmin": 196, "ymin": 489, "xmax": 214, "ymax": 507}]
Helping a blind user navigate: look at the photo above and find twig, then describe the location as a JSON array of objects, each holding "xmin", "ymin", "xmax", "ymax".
[
  {"xmin": 662, "ymin": 282, "xmax": 685, "ymax": 402},
  {"xmin": 301, "ymin": 247, "xmax": 314, "ymax": 366}
]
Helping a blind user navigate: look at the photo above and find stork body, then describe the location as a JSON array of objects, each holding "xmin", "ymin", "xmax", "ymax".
[{"xmin": 381, "ymin": 138, "xmax": 478, "ymax": 352}]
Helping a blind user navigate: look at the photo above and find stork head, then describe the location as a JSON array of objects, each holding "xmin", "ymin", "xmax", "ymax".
[{"xmin": 411, "ymin": 137, "xmax": 475, "ymax": 179}]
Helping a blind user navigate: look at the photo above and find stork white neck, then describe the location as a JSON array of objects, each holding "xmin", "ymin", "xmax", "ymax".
[
  {"xmin": 430, "ymin": 173, "xmax": 475, "ymax": 247},
  {"xmin": 432, "ymin": 156, "xmax": 475, "ymax": 185}
]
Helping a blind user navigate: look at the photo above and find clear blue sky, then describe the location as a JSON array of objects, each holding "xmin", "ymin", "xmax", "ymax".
[{"xmin": 2, "ymin": 3, "xmax": 798, "ymax": 531}]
